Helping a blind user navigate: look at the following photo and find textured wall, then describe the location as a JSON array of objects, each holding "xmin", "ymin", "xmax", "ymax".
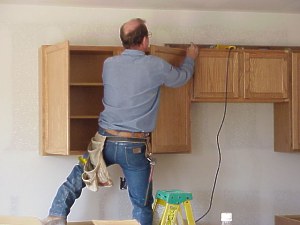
[{"xmin": 1, "ymin": 4, "xmax": 300, "ymax": 225}]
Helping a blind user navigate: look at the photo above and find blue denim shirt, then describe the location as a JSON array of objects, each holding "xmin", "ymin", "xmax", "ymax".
[{"xmin": 99, "ymin": 49, "xmax": 195, "ymax": 132}]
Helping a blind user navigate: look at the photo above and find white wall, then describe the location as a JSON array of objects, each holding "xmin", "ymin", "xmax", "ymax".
[{"xmin": 1, "ymin": 4, "xmax": 300, "ymax": 225}]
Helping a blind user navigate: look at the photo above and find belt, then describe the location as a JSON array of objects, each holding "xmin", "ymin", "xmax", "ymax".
[
  {"xmin": 104, "ymin": 128, "xmax": 150, "ymax": 139},
  {"xmin": 106, "ymin": 136, "xmax": 147, "ymax": 143}
]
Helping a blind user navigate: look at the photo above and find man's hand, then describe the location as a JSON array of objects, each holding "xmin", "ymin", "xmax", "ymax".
[{"xmin": 186, "ymin": 42, "xmax": 199, "ymax": 60}]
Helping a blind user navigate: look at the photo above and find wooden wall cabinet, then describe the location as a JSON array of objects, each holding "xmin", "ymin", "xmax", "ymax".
[
  {"xmin": 192, "ymin": 48, "xmax": 289, "ymax": 103},
  {"xmin": 243, "ymin": 50, "xmax": 289, "ymax": 101},
  {"xmin": 274, "ymin": 51, "xmax": 300, "ymax": 152},
  {"xmin": 39, "ymin": 41, "xmax": 297, "ymax": 154},
  {"xmin": 39, "ymin": 41, "xmax": 191, "ymax": 155},
  {"xmin": 150, "ymin": 46, "xmax": 191, "ymax": 154},
  {"xmin": 193, "ymin": 49, "xmax": 240, "ymax": 101},
  {"xmin": 39, "ymin": 41, "xmax": 121, "ymax": 155}
]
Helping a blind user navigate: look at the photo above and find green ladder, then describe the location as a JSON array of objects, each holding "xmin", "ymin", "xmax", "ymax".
[{"xmin": 153, "ymin": 189, "xmax": 196, "ymax": 225}]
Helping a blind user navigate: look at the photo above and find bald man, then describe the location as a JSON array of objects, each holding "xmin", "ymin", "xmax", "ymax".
[{"xmin": 42, "ymin": 18, "xmax": 198, "ymax": 225}]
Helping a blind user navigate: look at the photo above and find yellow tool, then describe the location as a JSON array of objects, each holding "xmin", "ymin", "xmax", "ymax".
[
  {"xmin": 153, "ymin": 189, "xmax": 196, "ymax": 225},
  {"xmin": 78, "ymin": 156, "xmax": 87, "ymax": 165},
  {"xmin": 215, "ymin": 44, "xmax": 236, "ymax": 50}
]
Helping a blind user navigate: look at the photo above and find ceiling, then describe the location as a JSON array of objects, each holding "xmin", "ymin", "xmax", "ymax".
[{"xmin": 1, "ymin": 0, "xmax": 300, "ymax": 14}]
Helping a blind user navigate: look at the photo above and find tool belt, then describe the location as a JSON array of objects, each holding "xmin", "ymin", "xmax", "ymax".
[
  {"xmin": 82, "ymin": 129, "xmax": 153, "ymax": 192},
  {"xmin": 104, "ymin": 128, "xmax": 152, "ymax": 155},
  {"xmin": 82, "ymin": 132, "xmax": 113, "ymax": 192},
  {"xmin": 106, "ymin": 136, "xmax": 147, "ymax": 143}
]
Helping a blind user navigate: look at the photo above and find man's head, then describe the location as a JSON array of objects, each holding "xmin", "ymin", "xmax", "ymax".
[{"xmin": 120, "ymin": 18, "xmax": 150, "ymax": 50}]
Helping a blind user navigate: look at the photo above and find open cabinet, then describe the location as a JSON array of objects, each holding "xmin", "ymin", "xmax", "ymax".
[
  {"xmin": 39, "ymin": 41, "xmax": 121, "ymax": 155},
  {"xmin": 39, "ymin": 41, "xmax": 191, "ymax": 155}
]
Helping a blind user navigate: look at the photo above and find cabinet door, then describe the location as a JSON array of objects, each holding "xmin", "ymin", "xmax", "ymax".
[
  {"xmin": 291, "ymin": 52, "xmax": 300, "ymax": 150},
  {"xmin": 39, "ymin": 41, "xmax": 70, "ymax": 155},
  {"xmin": 244, "ymin": 50, "xmax": 289, "ymax": 100},
  {"xmin": 274, "ymin": 52, "xmax": 299, "ymax": 152},
  {"xmin": 150, "ymin": 45, "xmax": 191, "ymax": 153},
  {"xmin": 193, "ymin": 49, "xmax": 240, "ymax": 101}
]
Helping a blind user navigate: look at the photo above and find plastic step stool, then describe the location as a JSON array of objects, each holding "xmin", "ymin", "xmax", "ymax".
[{"xmin": 153, "ymin": 189, "xmax": 196, "ymax": 225}]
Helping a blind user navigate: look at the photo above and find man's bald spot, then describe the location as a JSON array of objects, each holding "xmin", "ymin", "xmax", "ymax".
[
  {"xmin": 123, "ymin": 19, "xmax": 141, "ymax": 35},
  {"xmin": 119, "ymin": 18, "xmax": 147, "ymax": 48}
]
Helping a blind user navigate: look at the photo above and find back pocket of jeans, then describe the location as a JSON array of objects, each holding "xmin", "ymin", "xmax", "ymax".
[{"xmin": 125, "ymin": 144, "xmax": 148, "ymax": 168}]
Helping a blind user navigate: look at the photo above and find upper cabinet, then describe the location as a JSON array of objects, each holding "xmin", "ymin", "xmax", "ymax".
[
  {"xmin": 39, "ymin": 42, "xmax": 191, "ymax": 156},
  {"xmin": 192, "ymin": 48, "xmax": 290, "ymax": 103},
  {"xmin": 274, "ymin": 51, "xmax": 300, "ymax": 152},
  {"xmin": 39, "ymin": 41, "xmax": 121, "ymax": 156},
  {"xmin": 193, "ymin": 49, "xmax": 240, "ymax": 101},
  {"xmin": 40, "ymin": 41, "xmax": 299, "ymax": 154},
  {"xmin": 150, "ymin": 45, "xmax": 191, "ymax": 154}
]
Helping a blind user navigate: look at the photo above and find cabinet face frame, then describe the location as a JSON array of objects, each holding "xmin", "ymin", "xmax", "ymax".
[{"xmin": 150, "ymin": 45, "xmax": 191, "ymax": 154}]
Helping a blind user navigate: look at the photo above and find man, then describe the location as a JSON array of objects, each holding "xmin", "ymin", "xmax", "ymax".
[{"xmin": 42, "ymin": 18, "xmax": 198, "ymax": 225}]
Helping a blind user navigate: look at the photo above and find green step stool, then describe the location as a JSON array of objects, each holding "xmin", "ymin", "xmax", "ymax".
[{"xmin": 153, "ymin": 189, "xmax": 196, "ymax": 225}]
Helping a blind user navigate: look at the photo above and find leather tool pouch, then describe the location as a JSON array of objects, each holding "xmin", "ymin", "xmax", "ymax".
[{"xmin": 82, "ymin": 132, "xmax": 113, "ymax": 192}]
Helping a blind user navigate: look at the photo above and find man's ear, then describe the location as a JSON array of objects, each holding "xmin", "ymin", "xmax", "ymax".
[{"xmin": 142, "ymin": 36, "xmax": 148, "ymax": 49}]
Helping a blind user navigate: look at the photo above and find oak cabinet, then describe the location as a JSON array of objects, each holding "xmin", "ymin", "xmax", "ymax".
[
  {"xmin": 274, "ymin": 51, "xmax": 300, "ymax": 152},
  {"xmin": 193, "ymin": 49, "xmax": 240, "ymax": 100},
  {"xmin": 150, "ymin": 46, "xmax": 191, "ymax": 154},
  {"xmin": 39, "ymin": 40, "xmax": 296, "ymax": 154},
  {"xmin": 39, "ymin": 41, "xmax": 121, "ymax": 155},
  {"xmin": 291, "ymin": 52, "xmax": 300, "ymax": 151},
  {"xmin": 39, "ymin": 41, "xmax": 191, "ymax": 155},
  {"xmin": 192, "ymin": 48, "xmax": 289, "ymax": 102},
  {"xmin": 243, "ymin": 50, "xmax": 289, "ymax": 100}
]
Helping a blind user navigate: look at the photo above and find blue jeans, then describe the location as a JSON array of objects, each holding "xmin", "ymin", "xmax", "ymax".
[{"xmin": 49, "ymin": 130, "xmax": 153, "ymax": 225}]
